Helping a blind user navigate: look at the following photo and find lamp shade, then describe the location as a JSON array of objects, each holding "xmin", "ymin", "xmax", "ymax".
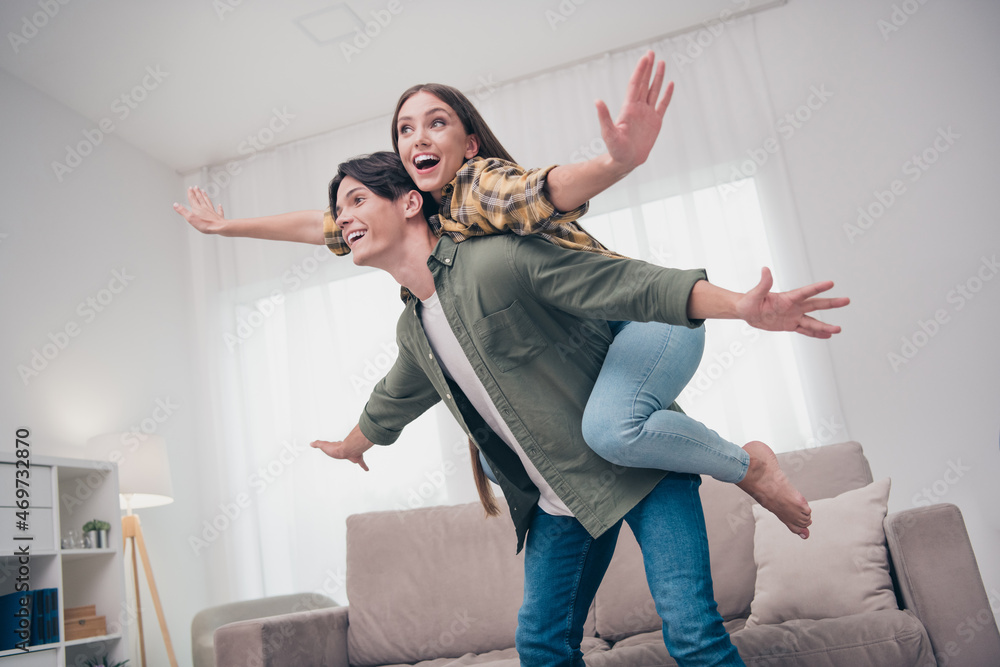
[{"xmin": 87, "ymin": 433, "xmax": 175, "ymax": 509}]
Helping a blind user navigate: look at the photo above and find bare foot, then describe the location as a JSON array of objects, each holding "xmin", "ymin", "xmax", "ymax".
[{"xmin": 737, "ymin": 441, "xmax": 812, "ymax": 539}]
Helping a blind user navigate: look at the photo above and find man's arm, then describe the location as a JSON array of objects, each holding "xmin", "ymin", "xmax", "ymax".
[
  {"xmin": 687, "ymin": 268, "xmax": 849, "ymax": 339},
  {"xmin": 173, "ymin": 186, "xmax": 325, "ymax": 245},
  {"xmin": 312, "ymin": 336, "xmax": 442, "ymax": 470},
  {"xmin": 545, "ymin": 51, "xmax": 674, "ymax": 212},
  {"xmin": 507, "ymin": 236, "xmax": 848, "ymax": 337},
  {"xmin": 311, "ymin": 423, "xmax": 374, "ymax": 471}
]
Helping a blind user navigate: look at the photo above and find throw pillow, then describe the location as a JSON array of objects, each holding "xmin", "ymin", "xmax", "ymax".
[{"xmin": 745, "ymin": 477, "xmax": 897, "ymax": 627}]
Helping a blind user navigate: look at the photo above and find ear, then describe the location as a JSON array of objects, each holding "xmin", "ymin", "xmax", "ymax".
[
  {"xmin": 465, "ymin": 133, "xmax": 480, "ymax": 159},
  {"xmin": 402, "ymin": 190, "xmax": 424, "ymax": 219}
]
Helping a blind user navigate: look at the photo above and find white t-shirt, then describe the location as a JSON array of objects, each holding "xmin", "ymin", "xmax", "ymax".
[{"xmin": 420, "ymin": 292, "xmax": 573, "ymax": 517}]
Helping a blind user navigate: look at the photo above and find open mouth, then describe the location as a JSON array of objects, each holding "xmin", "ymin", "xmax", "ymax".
[
  {"xmin": 346, "ymin": 229, "xmax": 367, "ymax": 247},
  {"xmin": 413, "ymin": 153, "xmax": 441, "ymax": 172}
]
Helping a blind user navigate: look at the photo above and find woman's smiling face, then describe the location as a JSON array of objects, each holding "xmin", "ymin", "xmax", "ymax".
[{"xmin": 395, "ymin": 91, "xmax": 479, "ymax": 202}]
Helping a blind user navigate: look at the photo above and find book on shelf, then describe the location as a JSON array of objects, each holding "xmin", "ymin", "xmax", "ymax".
[{"xmin": 0, "ymin": 590, "xmax": 32, "ymax": 651}]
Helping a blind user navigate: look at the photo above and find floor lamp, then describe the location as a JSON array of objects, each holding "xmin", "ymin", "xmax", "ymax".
[{"xmin": 89, "ymin": 433, "xmax": 179, "ymax": 667}]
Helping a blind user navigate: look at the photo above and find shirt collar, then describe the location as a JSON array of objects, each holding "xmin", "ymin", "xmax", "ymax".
[{"xmin": 429, "ymin": 235, "xmax": 458, "ymax": 267}]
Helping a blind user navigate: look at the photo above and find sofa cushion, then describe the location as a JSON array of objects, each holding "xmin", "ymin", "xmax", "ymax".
[
  {"xmin": 380, "ymin": 637, "xmax": 610, "ymax": 666},
  {"xmin": 746, "ymin": 478, "xmax": 896, "ymax": 628},
  {"xmin": 346, "ymin": 502, "xmax": 525, "ymax": 666},
  {"xmin": 592, "ymin": 442, "xmax": 876, "ymax": 637},
  {"xmin": 585, "ymin": 610, "xmax": 932, "ymax": 666}
]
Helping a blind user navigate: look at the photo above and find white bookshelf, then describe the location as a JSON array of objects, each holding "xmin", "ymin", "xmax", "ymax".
[{"xmin": 1, "ymin": 453, "xmax": 129, "ymax": 666}]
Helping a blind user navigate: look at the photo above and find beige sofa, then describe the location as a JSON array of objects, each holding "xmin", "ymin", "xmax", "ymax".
[{"xmin": 214, "ymin": 442, "xmax": 1000, "ymax": 666}]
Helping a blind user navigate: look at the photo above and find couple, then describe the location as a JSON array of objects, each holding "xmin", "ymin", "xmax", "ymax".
[{"xmin": 176, "ymin": 53, "xmax": 847, "ymax": 665}]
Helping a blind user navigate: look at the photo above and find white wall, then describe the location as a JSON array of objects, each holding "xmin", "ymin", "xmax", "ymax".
[
  {"xmin": 754, "ymin": 0, "xmax": 999, "ymax": 619},
  {"xmin": 0, "ymin": 68, "xmax": 208, "ymax": 665}
]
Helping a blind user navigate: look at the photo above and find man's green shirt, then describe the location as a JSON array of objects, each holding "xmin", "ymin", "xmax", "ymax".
[{"xmin": 358, "ymin": 234, "xmax": 707, "ymax": 551}]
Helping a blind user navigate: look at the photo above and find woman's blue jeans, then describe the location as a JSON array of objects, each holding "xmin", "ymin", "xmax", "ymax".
[
  {"xmin": 581, "ymin": 321, "xmax": 749, "ymax": 483},
  {"xmin": 515, "ymin": 474, "xmax": 744, "ymax": 666}
]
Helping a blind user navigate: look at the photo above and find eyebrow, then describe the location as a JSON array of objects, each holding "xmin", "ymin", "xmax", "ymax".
[
  {"xmin": 397, "ymin": 107, "xmax": 453, "ymax": 124},
  {"xmin": 335, "ymin": 186, "xmax": 365, "ymax": 218}
]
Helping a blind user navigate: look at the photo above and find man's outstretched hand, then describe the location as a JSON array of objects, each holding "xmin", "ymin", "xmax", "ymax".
[
  {"xmin": 311, "ymin": 424, "xmax": 374, "ymax": 471},
  {"xmin": 597, "ymin": 50, "xmax": 674, "ymax": 173},
  {"xmin": 735, "ymin": 268, "xmax": 850, "ymax": 339}
]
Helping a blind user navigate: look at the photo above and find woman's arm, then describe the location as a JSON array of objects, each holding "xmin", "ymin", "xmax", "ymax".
[
  {"xmin": 545, "ymin": 51, "xmax": 674, "ymax": 212},
  {"xmin": 173, "ymin": 186, "xmax": 325, "ymax": 245}
]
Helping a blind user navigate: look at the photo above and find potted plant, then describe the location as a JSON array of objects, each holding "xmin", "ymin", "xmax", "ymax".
[
  {"xmin": 81, "ymin": 658, "xmax": 129, "ymax": 667},
  {"xmin": 82, "ymin": 519, "xmax": 112, "ymax": 548}
]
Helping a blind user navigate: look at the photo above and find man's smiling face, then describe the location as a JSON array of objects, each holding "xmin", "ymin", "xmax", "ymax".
[{"xmin": 335, "ymin": 175, "xmax": 408, "ymax": 267}]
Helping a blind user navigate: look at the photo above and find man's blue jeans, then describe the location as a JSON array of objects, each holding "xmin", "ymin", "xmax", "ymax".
[
  {"xmin": 582, "ymin": 321, "xmax": 749, "ymax": 484},
  {"xmin": 515, "ymin": 474, "xmax": 744, "ymax": 666}
]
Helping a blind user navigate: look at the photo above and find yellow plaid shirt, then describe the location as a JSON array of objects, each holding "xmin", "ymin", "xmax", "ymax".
[{"xmin": 324, "ymin": 157, "xmax": 620, "ymax": 261}]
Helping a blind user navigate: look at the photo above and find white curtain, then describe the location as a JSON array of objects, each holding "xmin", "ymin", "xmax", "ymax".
[{"xmin": 185, "ymin": 14, "xmax": 847, "ymax": 604}]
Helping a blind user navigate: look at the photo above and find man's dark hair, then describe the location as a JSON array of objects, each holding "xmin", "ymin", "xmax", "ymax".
[{"xmin": 328, "ymin": 151, "xmax": 419, "ymax": 217}]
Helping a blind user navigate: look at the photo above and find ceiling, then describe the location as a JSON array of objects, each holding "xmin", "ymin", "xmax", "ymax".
[{"xmin": 0, "ymin": 0, "xmax": 780, "ymax": 173}]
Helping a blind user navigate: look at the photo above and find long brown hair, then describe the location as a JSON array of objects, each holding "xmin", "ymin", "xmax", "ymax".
[
  {"xmin": 470, "ymin": 438, "xmax": 501, "ymax": 517},
  {"xmin": 394, "ymin": 83, "xmax": 513, "ymax": 516},
  {"xmin": 391, "ymin": 83, "xmax": 515, "ymax": 163}
]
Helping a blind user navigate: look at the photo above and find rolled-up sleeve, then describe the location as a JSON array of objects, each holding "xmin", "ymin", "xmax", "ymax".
[
  {"xmin": 453, "ymin": 158, "xmax": 589, "ymax": 234},
  {"xmin": 506, "ymin": 235, "xmax": 708, "ymax": 328}
]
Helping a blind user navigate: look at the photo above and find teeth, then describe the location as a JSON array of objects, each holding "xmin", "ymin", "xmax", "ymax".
[
  {"xmin": 415, "ymin": 154, "xmax": 439, "ymax": 168},
  {"xmin": 347, "ymin": 230, "xmax": 366, "ymax": 244}
]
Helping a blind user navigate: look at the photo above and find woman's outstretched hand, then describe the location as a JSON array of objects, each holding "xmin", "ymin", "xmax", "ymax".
[
  {"xmin": 735, "ymin": 268, "xmax": 850, "ymax": 339},
  {"xmin": 596, "ymin": 50, "xmax": 675, "ymax": 172},
  {"xmin": 173, "ymin": 187, "xmax": 225, "ymax": 234},
  {"xmin": 311, "ymin": 424, "xmax": 374, "ymax": 471}
]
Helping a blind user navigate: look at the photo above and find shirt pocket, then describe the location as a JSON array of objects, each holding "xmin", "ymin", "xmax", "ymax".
[{"xmin": 474, "ymin": 300, "xmax": 549, "ymax": 373}]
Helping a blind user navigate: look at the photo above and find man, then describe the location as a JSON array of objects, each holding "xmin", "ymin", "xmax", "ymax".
[{"xmin": 312, "ymin": 151, "xmax": 848, "ymax": 665}]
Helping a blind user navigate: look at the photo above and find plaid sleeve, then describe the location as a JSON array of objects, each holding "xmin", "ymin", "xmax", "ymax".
[
  {"xmin": 323, "ymin": 208, "xmax": 351, "ymax": 256},
  {"xmin": 448, "ymin": 158, "xmax": 589, "ymax": 235}
]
